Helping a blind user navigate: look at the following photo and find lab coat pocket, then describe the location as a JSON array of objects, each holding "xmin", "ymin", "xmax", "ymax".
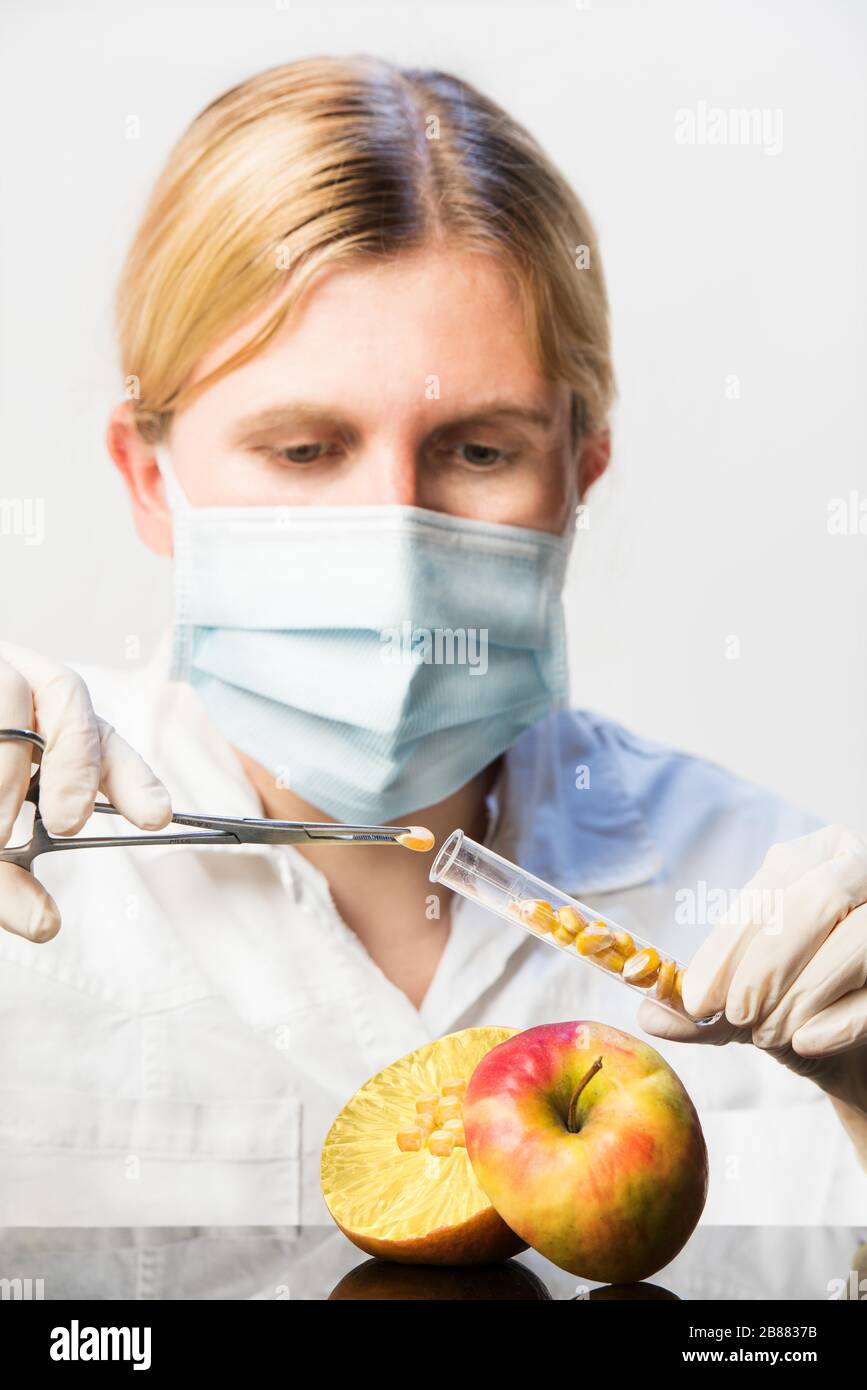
[{"xmin": 0, "ymin": 1085, "xmax": 302, "ymax": 1228}]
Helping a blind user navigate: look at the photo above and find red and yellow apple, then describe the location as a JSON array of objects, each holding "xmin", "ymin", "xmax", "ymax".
[{"xmin": 463, "ymin": 1021, "xmax": 708, "ymax": 1284}]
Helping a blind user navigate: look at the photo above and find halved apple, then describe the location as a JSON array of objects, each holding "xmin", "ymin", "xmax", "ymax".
[{"xmin": 320, "ymin": 1026, "xmax": 525, "ymax": 1265}]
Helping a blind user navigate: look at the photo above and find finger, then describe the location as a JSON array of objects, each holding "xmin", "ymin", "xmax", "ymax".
[
  {"xmin": 682, "ymin": 827, "xmax": 852, "ymax": 1017},
  {"xmin": 96, "ymin": 719, "xmax": 172, "ymax": 830},
  {"xmin": 678, "ymin": 835, "xmax": 819, "ymax": 1020},
  {"xmin": 792, "ymin": 988, "xmax": 867, "ymax": 1058},
  {"xmin": 0, "ymin": 657, "xmax": 35, "ymax": 844},
  {"xmin": 684, "ymin": 832, "xmax": 867, "ymax": 1022},
  {"xmin": 752, "ymin": 901, "xmax": 867, "ymax": 1050},
  {"xmin": 681, "ymin": 890, "xmax": 774, "ymax": 1020},
  {"xmin": 725, "ymin": 845, "xmax": 867, "ymax": 1028},
  {"xmin": 748, "ymin": 823, "xmax": 867, "ymax": 889},
  {"xmin": 0, "ymin": 644, "xmax": 100, "ymax": 836},
  {"xmin": 636, "ymin": 995, "xmax": 744, "ymax": 1046},
  {"xmin": 0, "ymin": 861, "xmax": 61, "ymax": 941}
]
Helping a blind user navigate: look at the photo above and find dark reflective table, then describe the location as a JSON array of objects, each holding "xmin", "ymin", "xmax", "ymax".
[{"xmin": 1, "ymin": 1225, "xmax": 865, "ymax": 1300}]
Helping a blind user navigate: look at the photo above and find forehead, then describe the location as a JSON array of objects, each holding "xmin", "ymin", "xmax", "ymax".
[{"xmin": 188, "ymin": 246, "xmax": 563, "ymax": 415}]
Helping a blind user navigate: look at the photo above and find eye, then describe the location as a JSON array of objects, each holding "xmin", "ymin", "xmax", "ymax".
[
  {"xmin": 267, "ymin": 443, "xmax": 332, "ymax": 465},
  {"xmin": 454, "ymin": 442, "xmax": 510, "ymax": 467}
]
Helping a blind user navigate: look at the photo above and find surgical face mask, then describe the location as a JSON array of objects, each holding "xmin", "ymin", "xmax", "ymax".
[{"xmin": 155, "ymin": 445, "xmax": 575, "ymax": 824}]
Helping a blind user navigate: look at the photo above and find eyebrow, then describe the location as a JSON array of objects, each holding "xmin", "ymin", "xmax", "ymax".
[{"xmin": 228, "ymin": 399, "xmax": 556, "ymax": 446}]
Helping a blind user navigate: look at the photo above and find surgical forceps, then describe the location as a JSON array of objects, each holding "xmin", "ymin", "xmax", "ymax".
[{"xmin": 0, "ymin": 727, "xmax": 433, "ymax": 875}]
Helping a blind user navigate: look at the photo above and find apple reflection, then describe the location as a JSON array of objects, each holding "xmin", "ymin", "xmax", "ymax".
[{"xmin": 329, "ymin": 1258, "xmax": 552, "ymax": 1300}]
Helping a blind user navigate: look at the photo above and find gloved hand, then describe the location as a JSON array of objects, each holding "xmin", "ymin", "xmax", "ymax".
[
  {"xmin": 0, "ymin": 642, "xmax": 172, "ymax": 942},
  {"xmin": 638, "ymin": 823, "xmax": 867, "ymax": 1172}
]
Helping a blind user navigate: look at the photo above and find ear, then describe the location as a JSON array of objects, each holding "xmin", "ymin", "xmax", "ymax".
[
  {"xmin": 106, "ymin": 403, "xmax": 173, "ymax": 557},
  {"xmin": 577, "ymin": 429, "xmax": 611, "ymax": 500}
]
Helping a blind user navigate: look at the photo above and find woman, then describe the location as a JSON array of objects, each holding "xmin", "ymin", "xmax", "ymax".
[{"xmin": 0, "ymin": 56, "xmax": 864, "ymax": 1241}]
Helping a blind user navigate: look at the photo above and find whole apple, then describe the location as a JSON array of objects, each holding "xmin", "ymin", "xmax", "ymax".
[{"xmin": 463, "ymin": 1021, "xmax": 708, "ymax": 1284}]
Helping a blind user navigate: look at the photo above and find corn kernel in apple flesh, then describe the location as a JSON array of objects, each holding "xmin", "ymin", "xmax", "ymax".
[
  {"xmin": 440, "ymin": 1077, "xmax": 467, "ymax": 1098},
  {"xmin": 428, "ymin": 1130, "xmax": 456, "ymax": 1157},
  {"xmin": 396, "ymin": 1077, "xmax": 469, "ymax": 1156},
  {"xmin": 396, "ymin": 1129, "xmax": 425, "ymax": 1152}
]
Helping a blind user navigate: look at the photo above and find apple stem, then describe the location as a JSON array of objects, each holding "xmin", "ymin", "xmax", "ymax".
[{"xmin": 566, "ymin": 1056, "xmax": 603, "ymax": 1134}]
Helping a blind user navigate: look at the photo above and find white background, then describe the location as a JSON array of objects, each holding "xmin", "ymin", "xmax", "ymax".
[{"xmin": 1, "ymin": 0, "xmax": 864, "ymax": 827}]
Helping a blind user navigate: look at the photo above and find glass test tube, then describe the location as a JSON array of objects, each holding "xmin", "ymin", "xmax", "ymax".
[{"xmin": 429, "ymin": 830, "xmax": 722, "ymax": 1026}]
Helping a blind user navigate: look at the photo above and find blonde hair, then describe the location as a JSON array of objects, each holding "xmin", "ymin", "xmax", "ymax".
[{"xmin": 116, "ymin": 55, "xmax": 615, "ymax": 446}]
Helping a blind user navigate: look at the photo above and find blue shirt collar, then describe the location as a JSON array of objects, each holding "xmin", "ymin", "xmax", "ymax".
[{"xmin": 486, "ymin": 708, "xmax": 662, "ymax": 897}]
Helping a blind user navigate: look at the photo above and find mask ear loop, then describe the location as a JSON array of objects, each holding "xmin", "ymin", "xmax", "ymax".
[
  {"xmin": 562, "ymin": 507, "xmax": 581, "ymax": 542},
  {"xmin": 153, "ymin": 444, "xmax": 196, "ymax": 681},
  {"xmin": 563, "ymin": 391, "xmax": 590, "ymax": 542},
  {"xmin": 554, "ymin": 496, "xmax": 583, "ymax": 544},
  {"xmin": 154, "ymin": 443, "xmax": 192, "ymax": 514}
]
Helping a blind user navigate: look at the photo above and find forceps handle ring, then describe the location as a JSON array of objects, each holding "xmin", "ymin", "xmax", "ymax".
[{"xmin": 0, "ymin": 726, "xmax": 240, "ymax": 873}]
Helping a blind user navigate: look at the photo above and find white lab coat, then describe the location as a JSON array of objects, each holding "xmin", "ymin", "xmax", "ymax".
[{"xmin": 0, "ymin": 632, "xmax": 863, "ymax": 1260}]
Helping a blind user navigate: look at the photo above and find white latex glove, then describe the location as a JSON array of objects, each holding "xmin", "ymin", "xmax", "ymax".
[
  {"xmin": 0, "ymin": 642, "xmax": 172, "ymax": 942},
  {"xmin": 638, "ymin": 824, "xmax": 867, "ymax": 1171}
]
